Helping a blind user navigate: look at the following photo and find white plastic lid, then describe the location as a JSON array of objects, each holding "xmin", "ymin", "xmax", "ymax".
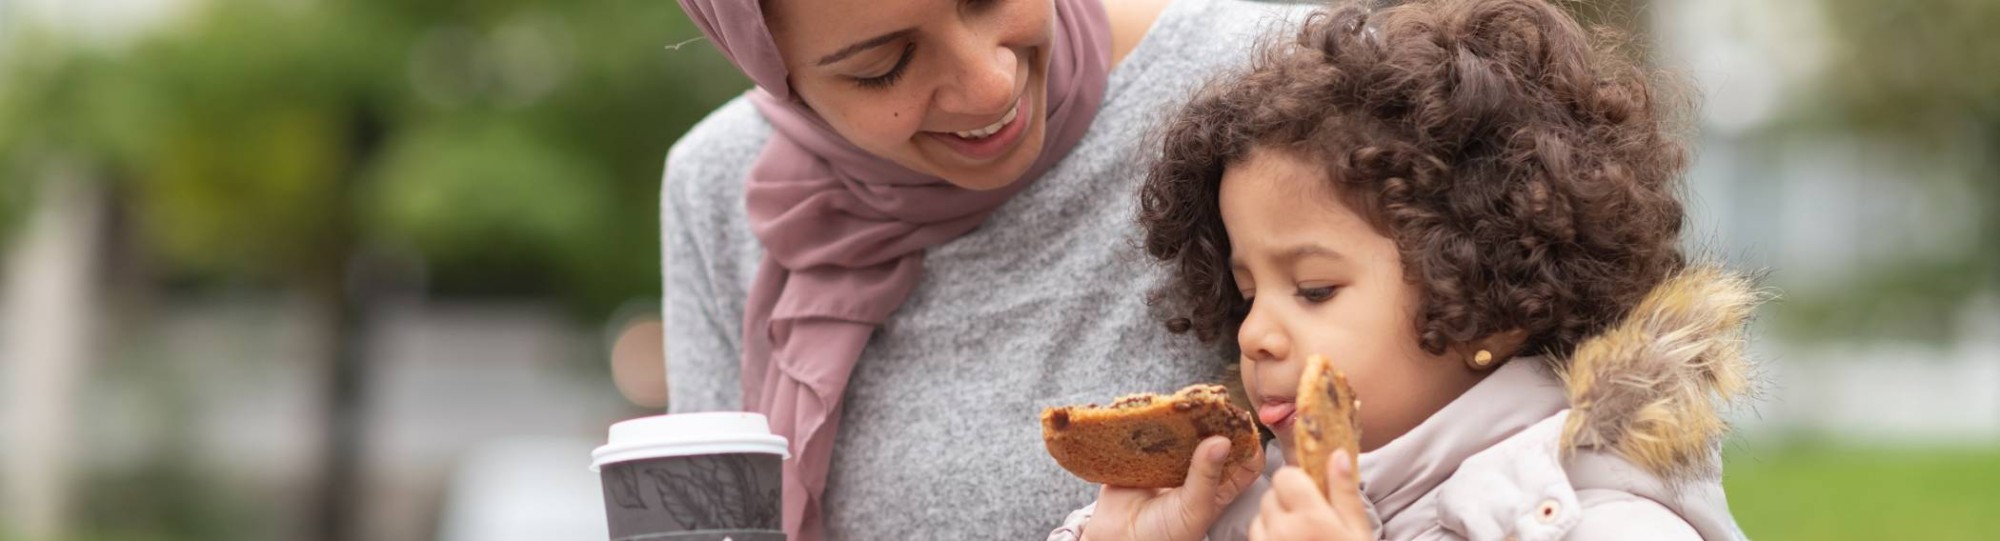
[{"xmin": 590, "ymin": 412, "xmax": 790, "ymax": 471}]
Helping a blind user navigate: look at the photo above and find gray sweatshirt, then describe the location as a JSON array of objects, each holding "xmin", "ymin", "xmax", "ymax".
[{"xmin": 662, "ymin": 1, "xmax": 1308, "ymax": 538}]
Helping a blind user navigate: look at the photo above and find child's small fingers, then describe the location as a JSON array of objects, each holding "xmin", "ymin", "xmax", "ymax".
[
  {"xmin": 1268, "ymin": 466, "xmax": 1323, "ymax": 513},
  {"xmin": 1222, "ymin": 442, "xmax": 1265, "ymax": 490},
  {"xmin": 1178, "ymin": 436, "xmax": 1233, "ymax": 498},
  {"xmin": 1248, "ymin": 510, "xmax": 1270, "ymax": 541},
  {"xmin": 1260, "ymin": 486, "xmax": 1285, "ymax": 516},
  {"xmin": 1324, "ymin": 449, "xmax": 1369, "ymax": 529}
]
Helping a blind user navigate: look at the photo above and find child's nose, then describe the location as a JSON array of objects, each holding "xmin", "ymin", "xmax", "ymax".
[{"xmin": 1237, "ymin": 305, "xmax": 1290, "ymax": 363}]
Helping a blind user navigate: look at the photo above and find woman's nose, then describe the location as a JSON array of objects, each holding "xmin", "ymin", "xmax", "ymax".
[
  {"xmin": 1238, "ymin": 302, "xmax": 1290, "ymax": 364},
  {"xmin": 936, "ymin": 38, "xmax": 1018, "ymax": 116}
]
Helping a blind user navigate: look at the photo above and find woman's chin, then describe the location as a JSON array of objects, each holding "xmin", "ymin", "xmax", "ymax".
[
  {"xmin": 924, "ymin": 149, "xmax": 1042, "ymax": 190},
  {"xmin": 941, "ymin": 164, "xmax": 1036, "ymax": 190}
]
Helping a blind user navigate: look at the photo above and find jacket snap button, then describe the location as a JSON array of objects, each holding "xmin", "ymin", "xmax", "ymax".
[{"xmin": 1537, "ymin": 499, "xmax": 1561, "ymax": 523}]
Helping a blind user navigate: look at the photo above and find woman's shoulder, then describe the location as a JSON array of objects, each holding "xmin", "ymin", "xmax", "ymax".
[
  {"xmin": 664, "ymin": 95, "xmax": 769, "ymax": 210},
  {"xmin": 1103, "ymin": 0, "xmax": 1313, "ymax": 103},
  {"xmin": 1147, "ymin": 0, "xmax": 1314, "ymax": 53}
]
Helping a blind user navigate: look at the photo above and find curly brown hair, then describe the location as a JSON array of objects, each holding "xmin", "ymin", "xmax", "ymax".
[{"xmin": 1139, "ymin": 0, "xmax": 1688, "ymax": 360}]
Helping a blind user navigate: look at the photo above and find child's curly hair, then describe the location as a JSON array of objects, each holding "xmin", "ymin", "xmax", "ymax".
[{"xmin": 1140, "ymin": 0, "xmax": 1688, "ymax": 360}]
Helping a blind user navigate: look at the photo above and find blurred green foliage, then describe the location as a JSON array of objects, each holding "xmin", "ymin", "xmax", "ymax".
[
  {"xmin": 1725, "ymin": 442, "xmax": 2000, "ymax": 540},
  {"xmin": 0, "ymin": 0, "xmax": 749, "ymax": 316},
  {"xmin": 0, "ymin": 2, "xmax": 749, "ymax": 538},
  {"xmin": 1781, "ymin": 0, "xmax": 2000, "ymax": 342},
  {"xmin": 1810, "ymin": 0, "xmax": 2000, "ymax": 133}
]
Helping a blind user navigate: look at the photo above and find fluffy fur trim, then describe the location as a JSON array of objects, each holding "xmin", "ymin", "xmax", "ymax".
[{"xmin": 1556, "ymin": 265, "xmax": 1766, "ymax": 481}]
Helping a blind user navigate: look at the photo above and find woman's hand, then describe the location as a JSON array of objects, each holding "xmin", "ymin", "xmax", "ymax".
[
  {"xmin": 1080, "ymin": 436, "xmax": 1264, "ymax": 541},
  {"xmin": 1249, "ymin": 450, "xmax": 1373, "ymax": 541}
]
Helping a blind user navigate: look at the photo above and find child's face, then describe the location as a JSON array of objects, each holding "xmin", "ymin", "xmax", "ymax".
[{"xmin": 1221, "ymin": 147, "xmax": 1489, "ymax": 463}]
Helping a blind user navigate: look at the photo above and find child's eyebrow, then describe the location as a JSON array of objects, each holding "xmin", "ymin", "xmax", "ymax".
[
  {"xmin": 1229, "ymin": 244, "xmax": 1344, "ymax": 271},
  {"xmin": 1277, "ymin": 244, "xmax": 1344, "ymax": 263}
]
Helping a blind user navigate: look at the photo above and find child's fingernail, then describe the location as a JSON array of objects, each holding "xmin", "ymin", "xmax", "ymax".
[
  {"xmin": 1208, "ymin": 438, "xmax": 1231, "ymax": 461},
  {"xmin": 1331, "ymin": 450, "xmax": 1352, "ymax": 475}
]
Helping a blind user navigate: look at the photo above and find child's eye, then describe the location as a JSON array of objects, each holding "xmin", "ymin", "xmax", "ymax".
[{"xmin": 1298, "ymin": 286, "xmax": 1337, "ymax": 303}]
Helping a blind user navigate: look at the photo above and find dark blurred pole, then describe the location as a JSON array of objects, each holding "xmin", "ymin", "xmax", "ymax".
[
  {"xmin": 1985, "ymin": 138, "xmax": 2000, "ymax": 290},
  {"xmin": 304, "ymin": 102, "xmax": 388, "ymax": 541},
  {"xmin": 307, "ymin": 251, "xmax": 365, "ymax": 541}
]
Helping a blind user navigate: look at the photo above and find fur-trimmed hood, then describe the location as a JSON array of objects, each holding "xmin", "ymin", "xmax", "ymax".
[{"xmin": 1556, "ymin": 265, "xmax": 1765, "ymax": 481}]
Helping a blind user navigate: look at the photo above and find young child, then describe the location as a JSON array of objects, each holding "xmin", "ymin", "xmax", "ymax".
[{"xmin": 1047, "ymin": 0, "xmax": 1759, "ymax": 539}]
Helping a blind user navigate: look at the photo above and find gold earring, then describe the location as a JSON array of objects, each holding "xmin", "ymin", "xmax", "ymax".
[{"xmin": 1469, "ymin": 349, "xmax": 1494, "ymax": 369}]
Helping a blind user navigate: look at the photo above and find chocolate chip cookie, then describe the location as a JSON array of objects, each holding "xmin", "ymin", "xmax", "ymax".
[{"xmin": 1041, "ymin": 384, "xmax": 1258, "ymax": 488}]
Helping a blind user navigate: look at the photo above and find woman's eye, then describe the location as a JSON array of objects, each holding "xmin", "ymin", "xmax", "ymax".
[
  {"xmin": 1298, "ymin": 286, "xmax": 1336, "ymax": 303},
  {"xmin": 854, "ymin": 43, "xmax": 916, "ymax": 89}
]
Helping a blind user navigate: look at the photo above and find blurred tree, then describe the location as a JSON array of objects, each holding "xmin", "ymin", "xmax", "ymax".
[
  {"xmin": 1779, "ymin": 0, "xmax": 2000, "ymax": 340},
  {"xmin": 0, "ymin": 33, "xmax": 125, "ymax": 251},
  {"xmin": 0, "ymin": 0, "xmax": 745, "ymax": 539}
]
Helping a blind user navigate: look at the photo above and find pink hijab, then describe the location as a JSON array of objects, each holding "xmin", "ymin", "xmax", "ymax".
[{"xmin": 673, "ymin": 1, "xmax": 1112, "ymax": 539}]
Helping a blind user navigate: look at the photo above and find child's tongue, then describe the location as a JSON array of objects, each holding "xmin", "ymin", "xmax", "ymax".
[{"xmin": 1257, "ymin": 402, "xmax": 1296, "ymax": 427}]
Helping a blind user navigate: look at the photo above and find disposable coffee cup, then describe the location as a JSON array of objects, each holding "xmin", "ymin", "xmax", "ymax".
[{"xmin": 592, "ymin": 412, "xmax": 790, "ymax": 541}]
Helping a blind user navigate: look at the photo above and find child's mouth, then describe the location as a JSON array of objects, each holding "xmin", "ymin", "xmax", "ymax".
[{"xmin": 1257, "ymin": 400, "xmax": 1297, "ymax": 431}]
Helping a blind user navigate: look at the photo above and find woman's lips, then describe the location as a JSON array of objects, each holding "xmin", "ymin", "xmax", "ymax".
[
  {"xmin": 924, "ymin": 94, "xmax": 1030, "ymax": 162},
  {"xmin": 1257, "ymin": 401, "xmax": 1297, "ymax": 430}
]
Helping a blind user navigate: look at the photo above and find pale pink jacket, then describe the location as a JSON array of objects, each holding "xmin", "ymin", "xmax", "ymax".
[{"xmin": 1051, "ymin": 267, "xmax": 1759, "ymax": 541}]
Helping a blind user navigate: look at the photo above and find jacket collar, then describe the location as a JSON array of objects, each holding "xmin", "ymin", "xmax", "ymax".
[{"xmin": 1357, "ymin": 357, "xmax": 1570, "ymax": 520}]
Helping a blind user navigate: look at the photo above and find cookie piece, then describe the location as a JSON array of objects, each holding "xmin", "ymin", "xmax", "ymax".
[
  {"xmin": 1041, "ymin": 384, "xmax": 1259, "ymax": 488},
  {"xmin": 1293, "ymin": 354, "xmax": 1361, "ymax": 496}
]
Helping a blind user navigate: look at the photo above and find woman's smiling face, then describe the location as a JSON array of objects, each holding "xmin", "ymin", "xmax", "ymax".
[
  {"xmin": 765, "ymin": 0, "xmax": 1054, "ymax": 190},
  {"xmin": 1221, "ymin": 147, "xmax": 1489, "ymax": 462}
]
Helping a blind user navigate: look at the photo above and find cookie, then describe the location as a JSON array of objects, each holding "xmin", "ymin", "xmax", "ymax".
[
  {"xmin": 1041, "ymin": 384, "xmax": 1259, "ymax": 488},
  {"xmin": 1293, "ymin": 354, "xmax": 1361, "ymax": 496}
]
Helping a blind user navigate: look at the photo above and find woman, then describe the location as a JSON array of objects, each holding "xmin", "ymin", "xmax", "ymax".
[{"xmin": 664, "ymin": 0, "xmax": 1306, "ymax": 538}]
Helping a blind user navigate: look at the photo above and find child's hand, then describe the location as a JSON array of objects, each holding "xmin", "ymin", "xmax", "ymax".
[
  {"xmin": 1080, "ymin": 436, "xmax": 1263, "ymax": 541},
  {"xmin": 1250, "ymin": 450, "xmax": 1373, "ymax": 541}
]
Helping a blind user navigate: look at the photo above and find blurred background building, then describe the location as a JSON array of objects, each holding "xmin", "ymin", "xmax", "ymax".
[{"xmin": 0, "ymin": 0, "xmax": 1994, "ymax": 540}]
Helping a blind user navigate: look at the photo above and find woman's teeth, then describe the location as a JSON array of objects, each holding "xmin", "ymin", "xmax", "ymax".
[{"xmin": 953, "ymin": 102, "xmax": 1019, "ymax": 140}]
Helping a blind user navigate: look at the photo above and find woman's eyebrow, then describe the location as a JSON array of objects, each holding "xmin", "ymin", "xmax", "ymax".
[{"xmin": 818, "ymin": 29, "xmax": 915, "ymax": 66}]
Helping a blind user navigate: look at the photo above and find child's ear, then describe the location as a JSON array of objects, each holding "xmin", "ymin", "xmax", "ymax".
[{"xmin": 1455, "ymin": 328, "xmax": 1531, "ymax": 370}]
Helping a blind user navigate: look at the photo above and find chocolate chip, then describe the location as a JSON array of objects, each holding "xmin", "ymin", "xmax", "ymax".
[
  {"xmin": 1130, "ymin": 425, "xmax": 1178, "ymax": 454},
  {"xmin": 1049, "ymin": 409, "xmax": 1070, "ymax": 430},
  {"xmin": 1114, "ymin": 395, "xmax": 1156, "ymax": 409},
  {"xmin": 1194, "ymin": 412, "xmax": 1229, "ymax": 439}
]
